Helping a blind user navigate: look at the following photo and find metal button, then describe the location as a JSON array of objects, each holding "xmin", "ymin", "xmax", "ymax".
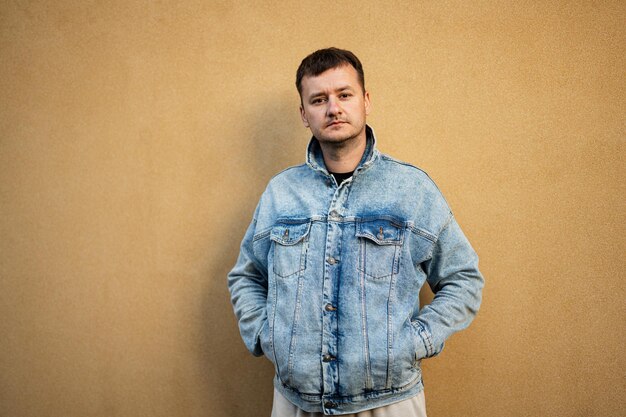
[
  {"xmin": 322, "ymin": 354, "xmax": 336, "ymax": 362},
  {"xmin": 324, "ymin": 304, "xmax": 337, "ymax": 312},
  {"xmin": 327, "ymin": 257, "xmax": 337, "ymax": 265},
  {"xmin": 283, "ymin": 229, "xmax": 289, "ymax": 238},
  {"xmin": 329, "ymin": 210, "xmax": 340, "ymax": 220},
  {"xmin": 324, "ymin": 401, "xmax": 337, "ymax": 409}
]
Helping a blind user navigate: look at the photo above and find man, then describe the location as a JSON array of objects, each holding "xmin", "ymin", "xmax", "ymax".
[{"xmin": 228, "ymin": 48, "xmax": 484, "ymax": 416}]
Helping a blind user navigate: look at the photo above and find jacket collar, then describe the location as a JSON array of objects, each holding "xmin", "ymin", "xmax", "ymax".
[{"xmin": 306, "ymin": 125, "xmax": 379, "ymax": 175}]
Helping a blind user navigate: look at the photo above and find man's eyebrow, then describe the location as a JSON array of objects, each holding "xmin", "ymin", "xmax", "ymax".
[
  {"xmin": 307, "ymin": 85, "xmax": 355, "ymax": 99},
  {"xmin": 307, "ymin": 91, "xmax": 326, "ymax": 98}
]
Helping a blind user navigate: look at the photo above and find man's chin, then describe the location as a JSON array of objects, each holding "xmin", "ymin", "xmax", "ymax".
[
  {"xmin": 316, "ymin": 127, "xmax": 358, "ymax": 143},
  {"xmin": 317, "ymin": 134, "xmax": 353, "ymax": 144}
]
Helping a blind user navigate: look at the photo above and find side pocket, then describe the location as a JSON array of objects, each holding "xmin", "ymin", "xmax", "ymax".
[
  {"xmin": 259, "ymin": 320, "xmax": 274, "ymax": 363},
  {"xmin": 412, "ymin": 320, "xmax": 438, "ymax": 361}
]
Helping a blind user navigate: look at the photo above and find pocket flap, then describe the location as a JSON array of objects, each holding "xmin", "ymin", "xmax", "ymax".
[
  {"xmin": 270, "ymin": 221, "xmax": 311, "ymax": 246},
  {"xmin": 356, "ymin": 219, "xmax": 403, "ymax": 245}
]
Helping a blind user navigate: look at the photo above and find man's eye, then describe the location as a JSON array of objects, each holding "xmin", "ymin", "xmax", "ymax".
[
  {"xmin": 312, "ymin": 98, "xmax": 326, "ymax": 104},
  {"xmin": 340, "ymin": 93, "xmax": 352, "ymax": 99}
]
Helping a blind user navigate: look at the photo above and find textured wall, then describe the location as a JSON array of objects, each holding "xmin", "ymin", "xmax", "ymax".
[{"xmin": 1, "ymin": 1, "xmax": 624, "ymax": 416}]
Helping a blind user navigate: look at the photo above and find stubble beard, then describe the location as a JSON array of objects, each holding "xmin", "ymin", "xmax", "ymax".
[{"xmin": 316, "ymin": 122, "xmax": 365, "ymax": 149}]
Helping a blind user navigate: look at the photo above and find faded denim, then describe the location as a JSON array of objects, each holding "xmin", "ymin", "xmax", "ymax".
[{"xmin": 228, "ymin": 126, "xmax": 483, "ymax": 415}]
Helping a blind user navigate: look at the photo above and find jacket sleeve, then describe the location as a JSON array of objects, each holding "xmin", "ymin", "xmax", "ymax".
[
  {"xmin": 227, "ymin": 212, "xmax": 269, "ymax": 357},
  {"xmin": 413, "ymin": 214, "xmax": 484, "ymax": 359}
]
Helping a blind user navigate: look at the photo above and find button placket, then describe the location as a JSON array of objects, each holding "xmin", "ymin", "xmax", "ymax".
[
  {"xmin": 322, "ymin": 186, "xmax": 349, "ymax": 399},
  {"xmin": 322, "ymin": 214, "xmax": 339, "ymax": 396}
]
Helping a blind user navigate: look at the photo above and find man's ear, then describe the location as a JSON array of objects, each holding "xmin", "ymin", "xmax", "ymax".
[
  {"xmin": 300, "ymin": 105, "xmax": 310, "ymax": 128},
  {"xmin": 364, "ymin": 91, "xmax": 371, "ymax": 116}
]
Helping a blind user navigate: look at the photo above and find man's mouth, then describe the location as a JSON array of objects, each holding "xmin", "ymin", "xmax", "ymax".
[{"xmin": 327, "ymin": 120, "xmax": 346, "ymax": 127}]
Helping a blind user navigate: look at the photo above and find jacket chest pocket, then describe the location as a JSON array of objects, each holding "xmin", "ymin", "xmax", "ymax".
[
  {"xmin": 270, "ymin": 221, "xmax": 311, "ymax": 278},
  {"xmin": 356, "ymin": 219, "xmax": 403, "ymax": 279}
]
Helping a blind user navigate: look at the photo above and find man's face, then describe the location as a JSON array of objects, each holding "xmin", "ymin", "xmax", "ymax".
[{"xmin": 299, "ymin": 64, "xmax": 371, "ymax": 146}]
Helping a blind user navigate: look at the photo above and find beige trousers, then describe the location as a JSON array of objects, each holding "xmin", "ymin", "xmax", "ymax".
[{"xmin": 271, "ymin": 389, "xmax": 427, "ymax": 417}]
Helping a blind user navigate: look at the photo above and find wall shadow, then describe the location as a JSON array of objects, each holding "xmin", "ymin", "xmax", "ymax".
[{"xmin": 198, "ymin": 94, "xmax": 304, "ymax": 417}]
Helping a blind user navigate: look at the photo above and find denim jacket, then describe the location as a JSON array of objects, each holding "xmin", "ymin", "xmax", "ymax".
[{"xmin": 228, "ymin": 126, "xmax": 483, "ymax": 415}]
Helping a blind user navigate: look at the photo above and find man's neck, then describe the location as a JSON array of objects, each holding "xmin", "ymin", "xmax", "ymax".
[{"xmin": 318, "ymin": 132, "xmax": 367, "ymax": 174}]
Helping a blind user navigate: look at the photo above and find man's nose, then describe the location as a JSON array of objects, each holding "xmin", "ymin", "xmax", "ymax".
[{"xmin": 326, "ymin": 97, "xmax": 341, "ymax": 116}]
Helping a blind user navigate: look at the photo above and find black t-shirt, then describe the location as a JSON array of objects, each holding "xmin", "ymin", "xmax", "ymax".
[{"xmin": 330, "ymin": 171, "xmax": 354, "ymax": 185}]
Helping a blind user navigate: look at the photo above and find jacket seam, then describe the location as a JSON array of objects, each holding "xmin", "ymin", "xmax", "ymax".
[
  {"xmin": 380, "ymin": 154, "xmax": 453, "ymax": 215},
  {"xmin": 407, "ymin": 225, "xmax": 437, "ymax": 243},
  {"xmin": 422, "ymin": 211, "xmax": 454, "ymax": 261},
  {"xmin": 253, "ymin": 226, "xmax": 271, "ymax": 241},
  {"xmin": 268, "ymin": 163, "xmax": 309, "ymax": 182}
]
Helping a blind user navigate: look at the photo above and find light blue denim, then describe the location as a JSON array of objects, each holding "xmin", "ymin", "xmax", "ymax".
[{"xmin": 228, "ymin": 126, "xmax": 483, "ymax": 415}]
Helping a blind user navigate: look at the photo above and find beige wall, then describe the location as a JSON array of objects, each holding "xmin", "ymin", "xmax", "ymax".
[{"xmin": 1, "ymin": 1, "xmax": 624, "ymax": 416}]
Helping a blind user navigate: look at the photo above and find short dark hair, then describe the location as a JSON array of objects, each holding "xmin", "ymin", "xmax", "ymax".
[{"xmin": 296, "ymin": 47, "xmax": 365, "ymax": 97}]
